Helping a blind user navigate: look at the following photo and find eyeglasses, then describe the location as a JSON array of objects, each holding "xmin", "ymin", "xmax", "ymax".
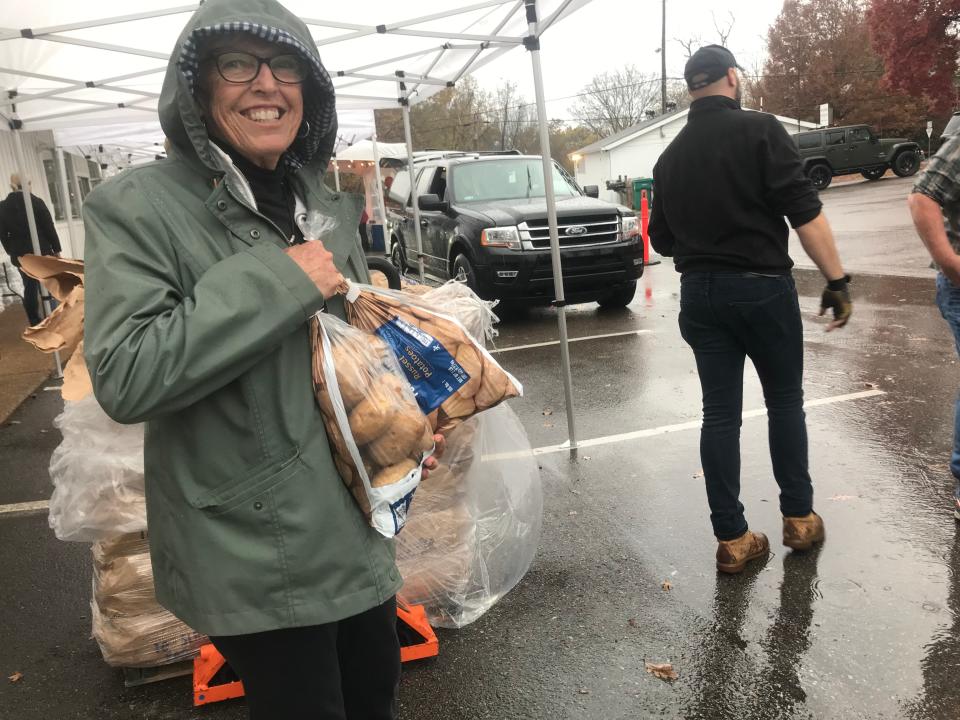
[{"xmin": 207, "ymin": 51, "xmax": 307, "ymax": 84}]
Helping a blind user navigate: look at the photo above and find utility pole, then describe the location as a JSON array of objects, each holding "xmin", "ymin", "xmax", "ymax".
[{"xmin": 661, "ymin": 0, "xmax": 667, "ymax": 114}]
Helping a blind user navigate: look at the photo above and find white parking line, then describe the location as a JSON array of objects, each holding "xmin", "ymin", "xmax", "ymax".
[
  {"xmin": 526, "ymin": 388, "xmax": 886, "ymax": 457},
  {"xmin": 491, "ymin": 330, "xmax": 652, "ymax": 354},
  {"xmin": 0, "ymin": 500, "xmax": 50, "ymax": 518}
]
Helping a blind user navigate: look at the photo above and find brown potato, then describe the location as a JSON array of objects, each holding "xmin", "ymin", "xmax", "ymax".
[
  {"xmin": 441, "ymin": 391, "xmax": 476, "ymax": 419},
  {"xmin": 371, "ymin": 458, "xmax": 418, "ymax": 488},
  {"xmin": 349, "ymin": 390, "xmax": 399, "ymax": 445},
  {"xmin": 454, "ymin": 344, "xmax": 483, "ymax": 398},
  {"xmin": 332, "ymin": 341, "xmax": 374, "ymax": 408},
  {"xmin": 368, "ymin": 410, "xmax": 432, "ymax": 466}
]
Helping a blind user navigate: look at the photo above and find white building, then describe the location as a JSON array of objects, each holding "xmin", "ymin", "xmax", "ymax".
[{"xmin": 572, "ymin": 109, "xmax": 819, "ymax": 204}]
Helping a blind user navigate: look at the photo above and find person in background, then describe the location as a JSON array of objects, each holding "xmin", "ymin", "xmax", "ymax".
[
  {"xmin": 909, "ymin": 123, "xmax": 960, "ymax": 519},
  {"xmin": 650, "ymin": 45, "xmax": 851, "ymax": 574},
  {"xmin": 82, "ymin": 0, "xmax": 442, "ymax": 717},
  {"xmin": 0, "ymin": 174, "xmax": 62, "ymax": 326}
]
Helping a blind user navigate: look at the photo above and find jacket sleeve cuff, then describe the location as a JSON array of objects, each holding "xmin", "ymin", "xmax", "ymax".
[
  {"xmin": 787, "ymin": 206, "xmax": 822, "ymax": 229},
  {"xmin": 243, "ymin": 243, "xmax": 325, "ymax": 317}
]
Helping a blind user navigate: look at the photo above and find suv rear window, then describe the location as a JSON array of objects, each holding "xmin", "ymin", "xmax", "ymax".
[{"xmin": 798, "ymin": 133, "xmax": 821, "ymax": 149}]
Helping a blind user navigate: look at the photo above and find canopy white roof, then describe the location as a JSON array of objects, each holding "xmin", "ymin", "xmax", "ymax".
[{"xmin": 0, "ymin": 0, "xmax": 589, "ymax": 141}]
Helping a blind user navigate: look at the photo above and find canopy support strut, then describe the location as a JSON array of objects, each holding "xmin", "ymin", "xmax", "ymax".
[{"xmin": 525, "ymin": 0, "xmax": 577, "ymax": 453}]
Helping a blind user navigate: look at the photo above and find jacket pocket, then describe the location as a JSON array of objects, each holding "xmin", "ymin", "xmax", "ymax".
[{"xmin": 188, "ymin": 446, "xmax": 300, "ymax": 516}]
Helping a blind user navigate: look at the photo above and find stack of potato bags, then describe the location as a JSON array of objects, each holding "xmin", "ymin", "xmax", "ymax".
[{"xmin": 20, "ymin": 256, "xmax": 206, "ymax": 668}]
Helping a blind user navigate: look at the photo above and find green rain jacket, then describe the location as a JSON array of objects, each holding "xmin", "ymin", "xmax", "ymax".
[{"xmin": 82, "ymin": 0, "xmax": 401, "ymax": 636}]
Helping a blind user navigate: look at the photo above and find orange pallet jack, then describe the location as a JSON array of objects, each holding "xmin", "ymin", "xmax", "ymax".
[{"xmin": 193, "ymin": 600, "xmax": 438, "ymax": 707}]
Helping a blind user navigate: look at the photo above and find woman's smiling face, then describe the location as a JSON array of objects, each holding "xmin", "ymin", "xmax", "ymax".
[{"xmin": 200, "ymin": 34, "xmax": 305, "ymax": 170}]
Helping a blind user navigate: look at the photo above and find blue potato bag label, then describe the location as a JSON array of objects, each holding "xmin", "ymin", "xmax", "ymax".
[{"xmin": 375, "ymin": 316, "xmax": 470, "ymax": 414}]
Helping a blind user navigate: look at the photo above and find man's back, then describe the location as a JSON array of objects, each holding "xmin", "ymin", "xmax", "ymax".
[
  {"xmin": 650, "ymin": 96, "xmax": 821, "ymax": 274},
  {"xmin": 0, "ymin": 190, "xmax": 61, "ymax": 260}
]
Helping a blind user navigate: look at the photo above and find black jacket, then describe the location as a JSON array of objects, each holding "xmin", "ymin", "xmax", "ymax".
[
  {"xmin": 0, "ymin": 191, "xmax": 62, "ymax": 265},
  {"xmin": 650, "ymin": 95, "xmax": 821, "ymax": 274}
]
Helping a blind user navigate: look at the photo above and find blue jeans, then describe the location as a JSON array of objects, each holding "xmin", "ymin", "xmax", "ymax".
[
  {"xmin": 679, "ymin": 272, "xmax": 814, "ymax": 540},
  {"xmin": 935, "ymin": 273, "xmax": 960, "ymax": 493}
]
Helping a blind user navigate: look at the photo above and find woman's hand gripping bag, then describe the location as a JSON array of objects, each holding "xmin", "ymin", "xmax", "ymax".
[
  {"xmin": 310, "ymin": 313, "xmax": 435, "ymax": 537},
  {"xmin": 340, "ymin": 281, "xmax": 522, "ymax": 434}
]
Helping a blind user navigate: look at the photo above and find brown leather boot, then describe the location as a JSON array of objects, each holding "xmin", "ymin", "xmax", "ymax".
[
  {"xmin": 782, "ymin": 512, "xmax": 825, "ymax": 551},
  {"xmin": 716, "ymin": 530, "xmax": 769, "ymax": 574}
]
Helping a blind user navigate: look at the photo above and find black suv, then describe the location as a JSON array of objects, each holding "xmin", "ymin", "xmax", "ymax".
[
  {"xmin": 385, "ymin": 152, "xmax": 642, "ymax": 308},
  {"xmin": 792, "ymin": 124, "xmax": 920, "ymax": 190}
]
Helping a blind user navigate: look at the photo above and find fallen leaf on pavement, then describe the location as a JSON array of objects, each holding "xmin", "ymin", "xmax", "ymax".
[
  {"xmin": 661, "ymin": 581, "xmax": 672, "ymax": 591},
  {"xmin": 542, "ymin": 408, "xmax": 554, "ymax": 416},
  {"xmin": 628, "ymin": 618, "xmax": 639, "ymax": 628},
  {"xmin": 8, "ymin": 672, "xmax": 23, "ymax": 683},
  {"xmin": 692, "ymin": 469, "xmax": 704, "ymax": 479},
  {"xmin": 577, "ymin": 688, "xmax": 591, "ymax": 695},
  {"xmin": 645, "ymin": 662, "xmax": 678, "ymax": 681}
]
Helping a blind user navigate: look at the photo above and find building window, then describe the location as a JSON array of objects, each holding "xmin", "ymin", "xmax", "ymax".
[{"xmin": 42, "ymin": 157, "xmax": 82, "ymax": 221}]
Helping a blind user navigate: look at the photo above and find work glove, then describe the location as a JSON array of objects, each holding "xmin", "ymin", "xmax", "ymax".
[{"xmin": 819, "ymin": 275, "xmax": 851, "ymax": 331}]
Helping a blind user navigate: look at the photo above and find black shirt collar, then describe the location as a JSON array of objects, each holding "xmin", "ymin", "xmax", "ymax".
[{"xmin": 689, "ymin": 95, "xmax": 741, "ymax": 117}]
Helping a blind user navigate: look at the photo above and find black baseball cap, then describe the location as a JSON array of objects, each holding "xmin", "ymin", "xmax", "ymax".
[{"xmin": 684, "ymin": 45, "xmax": 743, "ymax": 91}]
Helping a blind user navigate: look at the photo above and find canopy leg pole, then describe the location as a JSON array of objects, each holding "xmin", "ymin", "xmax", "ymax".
[
  {"xmin": 333, "ymin": 159, "xmax": 341, "ymax": 192},
  {"xmin": 370, "ymin": 133, "xmax": 389, "ymax": 257},
  {"xmin": 525, "ymin": 0, "xmax": 577, "ymax": 453},
  {"xmin": 398, "ymin": 79, "xmax": 425, "ymax": 282},
  {"xmin": 55, "ymin": 147, "xmax": 76, "ymax": 258},
  {"xmin": 11, "ymin": 122, "xmax": 63, "ymax": 378}
]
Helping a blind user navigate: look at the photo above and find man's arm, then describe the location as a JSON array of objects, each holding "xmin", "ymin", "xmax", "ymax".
[
  {"xmin": 909, "ymin": 193, "xmax": 960, "ymax": 283},
  {"xmin": 795, "ymin": 211, "xmax": 851, "ymax": 331},
  {"xmin": 35, "ymin": 198, "xmax": 61, "ymax": 256},
  {"xmin": 649, "ymin": 165, "xmax": 675, "ymax": 256},
  {"xmin": 794, "ymin": 212, "xmax": 845, "ymax": 281}
]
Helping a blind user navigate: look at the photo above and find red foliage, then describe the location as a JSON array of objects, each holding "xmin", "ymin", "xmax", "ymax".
[{"xmin": 868, "ymin": 0, "xmax": 960, "ymax": 115}]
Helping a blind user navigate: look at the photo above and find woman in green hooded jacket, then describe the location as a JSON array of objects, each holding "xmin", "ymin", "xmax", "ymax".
[{"xmin": 82, "ymin": 1, "xmax": 439, "ymax": 717}]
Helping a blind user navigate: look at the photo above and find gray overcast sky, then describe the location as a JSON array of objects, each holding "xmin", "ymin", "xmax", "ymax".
[{"xmin": 472, "ymin": 0, "xmax": 785, "ymax": 120}]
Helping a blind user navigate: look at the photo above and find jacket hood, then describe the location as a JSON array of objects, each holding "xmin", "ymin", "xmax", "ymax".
[{"xmin": 159, "ymin": 0, "xmax": 337, "ymax": 174}]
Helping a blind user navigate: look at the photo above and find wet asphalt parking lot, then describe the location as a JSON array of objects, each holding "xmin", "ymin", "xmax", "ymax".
[{"xmin": 3, "ymin": 175, "xmax": 960, "ymax": 719}]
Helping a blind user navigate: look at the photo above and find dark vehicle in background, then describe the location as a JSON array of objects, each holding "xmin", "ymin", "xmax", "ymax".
[
  {"xmin": 792, "ymin": 124, "xmax": 921, "ymax": 190},
  {"xmin": 386, "ymin": 152, "xmax": 643, "ymax": 308}
]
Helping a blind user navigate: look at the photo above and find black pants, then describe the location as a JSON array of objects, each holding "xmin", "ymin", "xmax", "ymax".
[
  {"xmin": 18, "ymin": 270, "xmax": 43, "ymax": 327},
  {"xmin": 678, "ymin": 272, "xmax": 814, "ymax": 540},
  {"xmin": 210, "ymin": 597, "xmax": 400, "ymax": 720}
]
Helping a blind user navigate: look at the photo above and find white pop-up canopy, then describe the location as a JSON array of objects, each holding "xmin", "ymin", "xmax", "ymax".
[{"xmin": 0, "ymin": 0, "xmax": 592, "ymax": 451}]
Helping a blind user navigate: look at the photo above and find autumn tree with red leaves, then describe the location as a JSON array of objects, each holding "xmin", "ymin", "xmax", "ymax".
[
  {"xmin": 752, "ymin": 0, "xmax": 937, "ymax": 139},
  {"xmin": 868, "ymin": 0, "xmax": 960, "ymax": 116}
]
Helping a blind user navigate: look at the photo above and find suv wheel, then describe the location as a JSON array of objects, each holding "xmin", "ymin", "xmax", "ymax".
[
  {"xmin": 860, "ymin": 167, "xmax": 885, "ymax": 181},
  {"xmin": 390, "ymin": 240, "xmax": 407, "ymax": 275},
  {"xmin": 892, "ymin": 150, "xmax": 919, "ymax": 177},
  {"xmin": 806, "ymin": 163, "xmax": 832, "ymax": 191},
  {"xmin": 452, "ymin": 253, "xmax": 478, "ymax": 292},
  {"xmin": 597, "ymin": 281, "xmax": 637, "ymax": 309}
]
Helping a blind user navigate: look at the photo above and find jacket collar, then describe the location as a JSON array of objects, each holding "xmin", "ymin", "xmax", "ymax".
[{"xmin": 689, "ymin": 95, "xmax": 741, "ymax": 117}]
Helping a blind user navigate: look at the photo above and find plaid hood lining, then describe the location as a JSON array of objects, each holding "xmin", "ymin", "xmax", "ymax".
[{"xmin": 178, "ymin": 21, "xmax": 336, "ymax": 171}]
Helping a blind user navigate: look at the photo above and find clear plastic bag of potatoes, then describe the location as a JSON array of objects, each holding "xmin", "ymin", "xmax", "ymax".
[
  {"xmin": 397, "ymin": 403, "xmax": 543, "ymax": 628},
  {"xmin": 310, "ymin": 312, "xmax": 435, "ymax": 537},
  {"xmin": 340, "ymin": 281, "xmax": 522, "ymax": 435}
]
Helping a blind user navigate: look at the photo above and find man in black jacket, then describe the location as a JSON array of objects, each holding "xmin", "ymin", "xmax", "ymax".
[
  {"xmin": 0, "ymin": 174, "xmax": 62, "ymax": 326},
  {"xmin": 650, "ymin": 45, "xmax": 851, "ymax": 574}
]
